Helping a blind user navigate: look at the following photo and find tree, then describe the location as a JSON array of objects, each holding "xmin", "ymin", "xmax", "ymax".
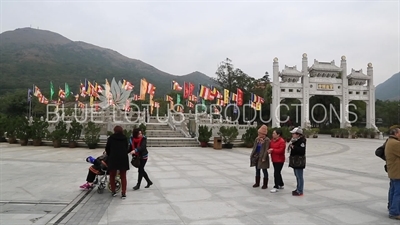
[
  {"xmin": 0, "ymin": 89, "xmax": 31, "ymax": 116},
  {"xmin": 214, "ymin": 58, "xmax": 255, "ymax": 93}
]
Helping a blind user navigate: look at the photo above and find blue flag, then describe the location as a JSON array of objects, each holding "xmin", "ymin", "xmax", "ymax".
[{"xmin": 27, "ymin": 89, "xmax": 33, "ymax": 102}]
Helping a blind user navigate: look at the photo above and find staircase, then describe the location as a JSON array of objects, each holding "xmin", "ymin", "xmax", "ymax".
[{"xmin": 145, "ymin": 123, "xmax": 199, "ymax": 147}]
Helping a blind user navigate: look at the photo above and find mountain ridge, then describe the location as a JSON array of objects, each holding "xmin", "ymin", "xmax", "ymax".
[
  {"xmin": 0, "ymin": 27, "xmax": 216, "ymax": 97},
  {"xmin": 375, "ymin": 72, "xmax": 400, "ymax": 101}
]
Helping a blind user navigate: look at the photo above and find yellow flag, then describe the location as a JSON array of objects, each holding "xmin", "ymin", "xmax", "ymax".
[
  {"xmin": 256, "ymin": 102, "xmax": 261, "ymax": 111},
  {"xmin": 224, "ymin": 89, "xmax": 230, "ymax": 104},
  {"xmin": 140, "ymin": 79, "xmax": 148, "ymax": 100}
]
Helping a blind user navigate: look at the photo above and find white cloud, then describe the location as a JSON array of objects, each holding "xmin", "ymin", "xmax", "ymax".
[{"xmin": 1, "ymin": 1, "xmax": 398, "ymax": 85}]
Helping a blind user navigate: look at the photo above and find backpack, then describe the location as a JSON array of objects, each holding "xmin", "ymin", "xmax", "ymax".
[{"xmin": 375, "ymin": 139, "xmax": 388, "ymax": 161}]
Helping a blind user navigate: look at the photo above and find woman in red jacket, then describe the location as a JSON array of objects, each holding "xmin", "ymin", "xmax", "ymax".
[{"xmin": 268, "ymin": 129, "xmax": 286, "ymax": 193}]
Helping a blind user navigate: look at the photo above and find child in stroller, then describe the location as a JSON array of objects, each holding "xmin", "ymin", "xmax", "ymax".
[{"xmin": 80, "ymin": 151, "xmax": 121, "ymax": 194}]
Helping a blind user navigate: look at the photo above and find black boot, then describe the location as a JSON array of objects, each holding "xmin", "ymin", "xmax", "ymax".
[
  {"xmin": 133, "ymin": 184, "xmax": 140, "ymax": 190},
  {"xmin": 145, "ymin": 181, "xmax": 153, "ymax": 188},
  {"xmin": 253, "ymin": 176, "xmax": 260, "ymax": 188},
  {"xmin": 262, "ymin": 178, "xmax": 268, "ymax": 189},
  {"xmin": 144, "ymin": 172, "xmax": 152, "ymax": 188}
]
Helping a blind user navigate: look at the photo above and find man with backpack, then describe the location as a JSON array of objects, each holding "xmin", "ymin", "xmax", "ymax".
[
  {"xmin": 375, "ymin": 126, "xmax": 400, "ymax": 213},
  {"xmin": 385, "ymin": 127, "xmax": 400, "ymax": 219}
]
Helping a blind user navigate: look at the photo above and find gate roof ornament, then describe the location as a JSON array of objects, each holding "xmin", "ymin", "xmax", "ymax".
[
  {"xmin": 279, "ymin": 65, "xmax": 303, "ymax": 83},
  {"xmin": 347, "ymin": 68, "xmax": 370, "ymax": 85},
  {"xmin": 308, "ymin": 59, "xmax": 342, "ymax": 78},
  {"xmin": 309, "ymin": 59, "xmax": 342, "ymax": 72}
]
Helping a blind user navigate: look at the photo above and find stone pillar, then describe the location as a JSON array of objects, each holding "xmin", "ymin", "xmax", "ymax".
[
  {"xmin": 301, "ymin": 53, "xmax": 309, "ymax": 128},
  {"xmin": 367, "ymin": 63, "xmax": 375, "ymax": 129},
  {"xmin": 340, "ymin": 56, "xmax": 349, "ymax": 128},
  {"xmin": 271, "ymin": 57, "xmax": 281, "ymax": 128}
]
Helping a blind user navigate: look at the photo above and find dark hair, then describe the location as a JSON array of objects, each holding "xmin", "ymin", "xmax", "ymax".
[
  {"xmin": 132, "ymin": 128, "xmax": 142, "ymax": 138},
  {"xmin": 274, "ymin": 129, "xmax": 283, "ymax": 137},
  {"xmin": 114, "ymin": 126, "xmax": 123, "ymax": 134}
]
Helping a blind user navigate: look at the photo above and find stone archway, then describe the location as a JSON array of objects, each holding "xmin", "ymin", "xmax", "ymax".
[{"xmin": 270, "ymin": 54, "xmax": 376, "ymax": 130}]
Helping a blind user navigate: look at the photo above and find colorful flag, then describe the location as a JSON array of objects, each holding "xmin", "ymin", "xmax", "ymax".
[
  {"xmin": 230, "ymin": 92, "xmax": 237, "ymax": 102},
  {"xmin": 50, "ymin": 81, "xmax": 54, "ymax": 100},
  {"xmin": 165, "ymin": 95, "xmax": 173, "ymax": 101},
  {"xmin": 223, "ymin": 89, "xmax": 229, "ymax": 104},
  {"xmin": 58, "ymin": 87, "xmax": 66, "ymax": 99},
  {"xmin": 256, "ymin": 102, "xmax": 262, "ymax": 111},
  {"xmin": 39, "ymin": 95, "xmax": 49, "ymax": 104},
  {"xmin": 122, "ymin": 79, "xmax": 134, "ymax": 90},
  {"xmin": 80, "ymin": 82, "xmax": 86, "ymax": 97},
  {"xmin": 236, "ymin": 88, "xmax": 243, "ymax": 106},
  {"xmin": 183, "ymin": 82, "xmax": 190, "ymax": 99},
  {"xmin": 65, "ymin": 83, "xmax": 70, "ymax": 98},
  {"xmin": 199, "ymin": 85, "xmax": 211, "ymax": 100},
  {"xmin": 133, "ymin": 94, "xmax": 141, "ymax": 101},
  {"xmin": 27, "ymin": 89, "xmax": 33, "ymax": 102},
  {"xmin": 33, "ymin": 85, "xmax": 42, "ymax": 97},
  {"xmin": 140, "ymin": 79, "xmax": 148, "ymax": 100},
  {"xmin": 177, "ymin": 94, "xmax": 181, "ymax": 104},
  {"xmin": 189, "ymin": 83, "xmax": 195, "ymax": 96},
  {"xmin": 172, "ymin": 81, "xmax": 183, "ymax": 91},
  {"xmin": 186, "ymin": 101, "xmax": 194, "ymax": 108},
  {"xmin": 147, "ymin": 83, "xmax": 156, "ymax": 95},
  {"xmin": 189, "ymin": 95, "xmax": 197, "ymax": 102}
]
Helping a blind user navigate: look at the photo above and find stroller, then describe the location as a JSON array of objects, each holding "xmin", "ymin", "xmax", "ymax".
[{"xmin": 86, "ymin": 154, "xmax": 121, "ymax": 194}]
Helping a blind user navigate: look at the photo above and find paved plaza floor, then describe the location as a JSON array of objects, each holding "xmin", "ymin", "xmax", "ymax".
[{"xmin": 0, "ymin": 135, "xmax": 398, "ymax": 225}]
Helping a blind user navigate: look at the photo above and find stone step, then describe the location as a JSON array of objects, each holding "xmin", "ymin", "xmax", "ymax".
[
  {"xmin": 145, "ymin": 134, "xmax": 186, "ymax": 137},
  {"xmin": 146, "ymin": 127, "xmax": 172, "ymax": 130}
]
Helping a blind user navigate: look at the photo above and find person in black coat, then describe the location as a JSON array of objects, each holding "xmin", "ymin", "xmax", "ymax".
[
  {"xmin": 129, "ymin": 128, "xmax": 153, "ymax": 190},
  {"xmin": 288, "ymin": 127, "xmax": 306, "ymax": 196},
  {"xmin": 105, "ymin": 126, "xmax": 129, "ymax": 198}
]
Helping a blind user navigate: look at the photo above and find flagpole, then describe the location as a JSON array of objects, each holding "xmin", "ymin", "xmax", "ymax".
[{"xmin": 30, "ymin": 84, "xmax": 34, "ymax": 119}]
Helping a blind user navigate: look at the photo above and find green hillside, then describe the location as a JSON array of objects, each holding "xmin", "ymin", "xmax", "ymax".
[
  {"xmin": 0, "ymin": 28, "xmax": 217, "ymax": 97},
  {"xmin": 375, "ymin": 72, "xmax": 400, "ymax": 101}
]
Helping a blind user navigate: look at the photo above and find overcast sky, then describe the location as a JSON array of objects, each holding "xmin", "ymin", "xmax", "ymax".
[{"xmin": 1, "ymin": 0, "xmax": 399, "ymax": 86}]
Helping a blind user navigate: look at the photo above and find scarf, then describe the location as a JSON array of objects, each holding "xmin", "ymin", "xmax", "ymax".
[
  {"xmin": 132, "ymin": 137, "xmax": 143, "ymax": 150},
  {"xmin": 287, "ymin": 137, "xmax": 299, "ymax": 153},
  {"xmin": 256, "ymin": 136, "xmax": 266, "ymax": 144}
]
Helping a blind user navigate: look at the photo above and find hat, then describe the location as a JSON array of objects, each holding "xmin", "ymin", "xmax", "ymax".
[
  {"xmin": 290, "ymin": 127, "xmax": 303, "ymax": 135},
  {"xmin": 258, "ymin": 125, "xmax": 268, "ymax": 135}
]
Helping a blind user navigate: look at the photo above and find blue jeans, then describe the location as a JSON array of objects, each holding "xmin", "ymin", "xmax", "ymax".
[
  {"xmin": 293, "ymin": 169, "xmax": 304, "ymax": 194},
  {"xmin": 255, "ymin": 167, "xmax": 268, "ymax": 178},
  {"xmin": 389, "ymin": 179, "xmax": 400, "ymax": 216}
]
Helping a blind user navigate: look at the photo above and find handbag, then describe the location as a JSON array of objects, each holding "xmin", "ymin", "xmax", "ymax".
[
  {"xmin": 131, "ymin": 155, "xmax": 140, "ymax": 168},
  {"xmin": 289, "ymin": 155, "xmax": 306, "ymax": 168},
  {"xmin": 250, "ymin": 152, "xmax": 260, "ymax": 167}
]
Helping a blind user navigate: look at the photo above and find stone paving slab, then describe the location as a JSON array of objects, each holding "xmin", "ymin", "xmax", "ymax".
[{"xmin": 0, "ymin": 135, "xmax": 398, "ymax": 225}]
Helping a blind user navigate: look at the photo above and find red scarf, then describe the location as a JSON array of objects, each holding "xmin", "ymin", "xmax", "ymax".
[{"xmin": 132, "ymin": 137, "xmax": 143, "ymax": 150}]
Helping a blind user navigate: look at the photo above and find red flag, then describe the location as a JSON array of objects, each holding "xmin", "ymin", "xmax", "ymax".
[
  {"xmin": 183, "ymin": 82, "xmax": 190, "ymax": 99},
  {"xmin": 189, "ymin": 83, "xmax": 195, "ymax": 96},
  {"xmin": 237, "ymin": 88, "xmax": 243, "ymax": 106},
  {"xmin": 147, "ymin": 83, "xmax": 156, "ymax": 95}
]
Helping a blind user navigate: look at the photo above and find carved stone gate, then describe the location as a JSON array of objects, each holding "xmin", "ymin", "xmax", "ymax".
[{"xmin": 271, "ymin": 54, "xmax": 376, "ymax": 129}]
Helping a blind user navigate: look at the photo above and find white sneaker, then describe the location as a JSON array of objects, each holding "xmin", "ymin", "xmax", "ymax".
[
  {"xmin": 278, "ymin": 186, "xmax": 284, "ymax": 189},
  {"xmin": 270, "ymin": 188, "xmax": 278, "ymax": 193}
]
